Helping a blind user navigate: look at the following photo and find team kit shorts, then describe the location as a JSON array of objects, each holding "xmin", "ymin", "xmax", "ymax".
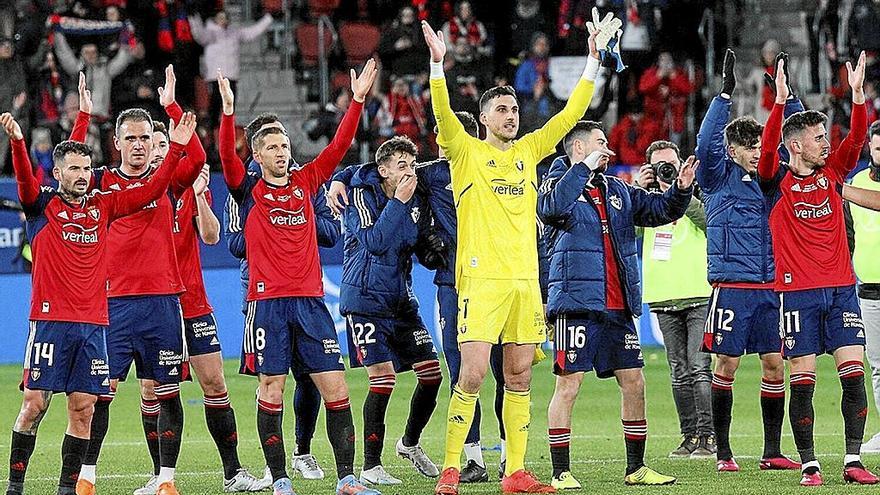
[
  {"xmin": 21, "ymin": 320, "xmax": 110, "ymax": 395},
  {"xmin": 552, "ymin": 310, "xmax": 644, "ymax": 378},
  {"xmin": 345, "ymin": 300, "xmax": 438, "ymax": 372},
  {"xmin": 456, "ymin": 275, "xmax": 546, "ymax": 345},
  {"xmin": 241, "ymin": 296, "xmax": 345, "ymax": 376}
]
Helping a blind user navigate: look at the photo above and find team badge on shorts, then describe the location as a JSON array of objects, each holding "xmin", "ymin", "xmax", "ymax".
[
  {"xmin": 30, "ymin": 369, "xmax": 41, "ymax": 381},
  {"xmin": 567, "ymin": 349, "xmax": 577, "ymax": 364}
]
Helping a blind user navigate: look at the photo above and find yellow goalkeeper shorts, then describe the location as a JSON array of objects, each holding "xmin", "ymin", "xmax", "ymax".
[{"xmin": 456, "ymin": 276, "xmax": 547, "ymax": 345}]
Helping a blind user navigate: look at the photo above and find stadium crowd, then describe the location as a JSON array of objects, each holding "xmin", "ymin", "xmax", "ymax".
[{"xmin": 6, "ymin": 2, "xmax": 880, "ymax": 495}]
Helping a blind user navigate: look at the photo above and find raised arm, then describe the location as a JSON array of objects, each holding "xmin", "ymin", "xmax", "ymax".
[
  {"xmin": 301, "ymin": 60, "xmax": 377, "ymax": 192},
  {"xmin": 107, "ymin": 44, "xmax": 133, "ymax": 78},
  {"xmin": 108, "ymin": 117, "xmax": 195, "ymax": 219},
  {"xmin": 239, "ymin": 13, "xmax": 273, "ymax": 42},
  {"xmin": 695, "ymin": 49, "xmax": 736, "ymax": 192},
  {"xmin": 192, "ymin": 166, "xmax": 220, "ymax": 245},
  {"xmin": 2, "ymin": 113, "xmax": 39, "ymax": 207},
  {"xmin": 757, "ymin": 59, "xmax": 789, "ymax": 182},
  {"xmin": 69, "ymin": 73, "xmax": 92, "ymax": 143},
  {"xmin": 423, "ymin": 21, "xmax": 471, "ymax": 163},
  {"xmin": 829, "ymin": 51, "xmax": 868, "ymax": 179},
  {"xmin": 52, "ymin": 32, "xmax": 80, "ymax": 76},
  {"xmin": 160, "ymin": 65, "xmax": 206, "ymax": 195},
  {"xmin": 217, "ymin": 72, "xmax": 247, "ymax": 194}
]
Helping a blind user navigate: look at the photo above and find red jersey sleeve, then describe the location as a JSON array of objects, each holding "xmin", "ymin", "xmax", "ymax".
[
  {"xmin": 758, "ymin": 102, "xmax": 784, "ymax": 181},
  {"xmin": 300, "ymin": 100, "xmax": 364, "ymax": 193},
  {"xmin": 826, "ymin": 102, "xmax": 867, "ymax": 183},
  {"xmin": 164, "ymin": 102, "xmax": 206, "ymax": 197},
  {"xmin": 219, "ymin": 113, "xmax": 247, "ymax": 193},
  {"xmin": 69, "ymin": 111, "xmax": 91, "ymax": 143},
  {"xmin": 10, "ymin": 138, "xmax": 40, "ymax": 207},
  {"xmin": 106, "ymin": 142, "xmax": 184, "ymax": 220}
]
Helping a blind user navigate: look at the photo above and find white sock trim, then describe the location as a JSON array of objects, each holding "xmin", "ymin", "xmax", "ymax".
[
  {"xmin": 463, "ymin": 442, "xmax": 485, "ymax": 467},
  {"xmin": 79, "ymin": 464, "xmax": 96, "ymax": 484},
  {"xmin": 845, "ymin": 454, "xmax": 861, "ymax": 465},
  {"xmin": 802, "ymin": 460, "xmax": 821, "ymax": 472},
  {"xmin": 157, "ymin": 466, "xmax": 175, "ymax": 484}
]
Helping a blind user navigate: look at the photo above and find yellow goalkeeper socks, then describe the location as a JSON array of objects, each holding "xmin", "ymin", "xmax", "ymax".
[
  {"xmin": 442, "ymin": 385, "xmax": 479, "ymax": 470},
  {"xmin": 503, "ymin": 388, "xmax": 531, "ymax": 476}
]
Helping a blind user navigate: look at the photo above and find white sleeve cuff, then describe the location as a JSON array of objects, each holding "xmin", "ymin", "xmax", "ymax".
[
  {"xmin": 582, "ymin": 55, "xmax": 600, "ymax": 81},
  {"xmin": 430, "ymin": 61, "xmax": 444, "ymax": 79}
]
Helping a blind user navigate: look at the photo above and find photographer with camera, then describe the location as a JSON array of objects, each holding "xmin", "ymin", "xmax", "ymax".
[{"xmin": 635, "ymin": 141, "xmax": 714, "ymax": 459}]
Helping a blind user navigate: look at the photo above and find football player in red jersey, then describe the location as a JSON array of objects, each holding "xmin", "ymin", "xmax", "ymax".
[
  {"xmin": 71, "ymin": 67, "xmax": 206, "ymax": 495},
  {"xmin": 759, "ymin": 52, "xmax": 878, "ymax": 486},
  {"xmin": 1, "ymin": 111, "xmax": 188, "ymax": 495},
  {"xmin": 218, "ymin": 61, "xmax": 380, "ymax": 495}
]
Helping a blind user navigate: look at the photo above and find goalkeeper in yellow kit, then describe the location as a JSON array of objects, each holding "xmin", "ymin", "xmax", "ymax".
[{"xmin": 421, "ymin": 12, "xmax": 615, "ymax": 494}]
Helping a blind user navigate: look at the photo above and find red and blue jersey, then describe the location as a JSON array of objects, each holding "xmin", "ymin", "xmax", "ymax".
[
  {"xmin": 219, "ymin": 101, "xmax": 363, "ymax": 301},
  {"xmin": 173, "ymin": 188, "xmax": 214, "ymax": 318},
  {"xmin": 11, "ymin": 138, "xmax": 182, "ymax": 324},
  {"xmin": 759, "ymin": 102, "xmax": 867, "ymax": 291}
]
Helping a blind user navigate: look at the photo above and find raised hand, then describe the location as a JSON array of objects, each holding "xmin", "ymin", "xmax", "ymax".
[
  {"xmin": 78, "ymin": 72, "xmax": 93, "ymax": 114},
  {"xmin": 721, "ymin": 48, "xmax": 736, "ymax": 96},
  {"xmin": 193, "ymin": 163, "xmax": 210, "ymax": 195},
  {"xmin": 774, "ymin": 58, "xmax": 790, "ymax": 103},
  {"xmin": 169, "ymin": 112, "xmax": 197, "ymax": 145},
  {"xmin": 217, "ymin": 69, "xmax": 235, "ymax": 115},
  {"xmin": 421, "ymin": 20, "xmax": 446, "ymax": 63},
  {"xmin": 0, "ymin": 113, "xmax": 23, "ymax": 140},
  {"xmin": 158, "ymin": 64, "xmax": 177, "ymax": 108},
  {"xmin": 586, "ymin": 7, "xmax": 622, "ymax": 60},
  {"xmin": 351, "ymin": 58, "xmax": 378, "ymax": 103},
  {"xmin": 677, "ymin": 155, "xmax": 700, "ymax": 189},
  {"xmin": 847, "ymin": 50, "xmax": 867, "ymax": 100}
]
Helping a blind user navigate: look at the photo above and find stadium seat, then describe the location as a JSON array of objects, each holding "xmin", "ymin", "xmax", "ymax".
[
  {"xmin": 262, "ymin": 0, "xmax": 284, "ymax": 14},
  {"xmin": 308, "ymin": 0, "xmax": 340, "ymax": 17},
  {"xmin": 339, "ymin": 22, "xmax": 380, "ymax": 65},
  {"xmin": 296, "ymin": 22, "xmax": 335, "ymax": 68}
]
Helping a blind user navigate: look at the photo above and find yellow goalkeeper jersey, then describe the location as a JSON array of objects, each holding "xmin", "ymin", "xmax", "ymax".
[{"xmin": 430, "ymin": 75, "xmax": 595, "ymax": 283}]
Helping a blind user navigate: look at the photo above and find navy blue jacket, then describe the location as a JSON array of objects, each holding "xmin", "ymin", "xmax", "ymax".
[
  {"xmin": 224, "ymin": 159, "xmax": 341, "ymax": 312},
  {"xmin": 415, "ymin": 159, "xmax": 457, "ymax": 287},
  {"xmin": 538, "ymin": 156, "xmax": 692, "ymax": 316},
  {"xmin": 695, "ymin": 96, "xmax": 803, "ymax": 284},
  {"xmin": 339, "ymin": 163, "xmax": 429, "ymax": 316}
]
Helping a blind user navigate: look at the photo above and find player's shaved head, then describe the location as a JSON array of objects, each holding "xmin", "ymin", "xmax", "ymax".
[{"xmin": 115, "ymin": 108, "xmax": 153, "ymax": 137}]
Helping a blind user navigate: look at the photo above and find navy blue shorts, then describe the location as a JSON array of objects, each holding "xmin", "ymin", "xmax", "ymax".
[
  {"xmin": 552, "ymin": 311, "xmax": 644, "ymax": 378},
  {"xmin": 107, "ymin": 295, "xmax": 185, "ymax": 384},
  {"xmin": 701, "ymin": 287, "xmax": 781, "ymax": 356},
  {"xmin": 185, "ymin": 313, "xmax": 222, "ymax": 356},
  {"xmin": 21, "ymin": 321, "xmax": 110, "ymax": 395},
  {"xmin": 345, "ymin": 302, "xmax": 437, "ymax": 372},
  {"xmin": 779, "ymin": 285, "xmax": 865, "ymax": 358},
  {"xmin": 241, "ymin": 297, "xmax": 345, "ymax": 376}
]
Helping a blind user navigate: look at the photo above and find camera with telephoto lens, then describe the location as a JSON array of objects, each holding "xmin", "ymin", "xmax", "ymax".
[{"xmin": 648, "ymin": 161, "xmax": 679, "ymax": 190}]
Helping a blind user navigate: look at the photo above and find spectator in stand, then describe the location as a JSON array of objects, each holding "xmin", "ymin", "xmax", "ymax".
[
  {"xmin": 0, "ymin": 37, "xmax": 28, "ymax": 175},
  {"xmin": 303, "ymin": 86, "xmax": 363, "ymax": 164},
  {"xmin": 848, "ymin": 0, "xmax": 880, "ymax": 59},
  {"xmin": 152, "ymin": 0, "xmax": 199, "ymax": 108},
  {"xmin": 378, "ymin": 6, "xmax": 428, "ymax": 79},
  {"xmin": 52, "ymin": 31, "xmax": 132, "ymax": 121},
  {"xmin": 519, "ymin": 76, "xmax": 561, "ymax": 134},
  {"xmin": 28, "ymin": 40, "xmax": 65, "ymax": 129},
  {"xmin": 616, "ymin": 0, "xmax": 661, "ymax": 114},
  {"xmin": 739, "ymin": 39, "xmax": 780, "ymax": 124},
  {"xmin": 608, "ymin": 99, "xmax": 664, "ymax": 165},
  {"xmin": 111, "ymin": 43, "xmax": 164, "ymax": 121},
  {"xmin": 504, "ymin": 0, "xmax": 551, "ymax": 61},
  {"xmin": 188, "ymin": 9, "xmax": 273, "ymax": 127},
  {"xmin": 29, "ymin": 127, "xmax": 54, "ymax": 186},
  {"xmin": 514, "ymin": 32, "xmax": 550, "ymax": 100},
  {"xmin": 104, "ymin": 5, "xmax": 138, "ymax": 55},
  {"xmin": 441, "ymin": 1, "xmax": 491, "ymax": 58},
  {"xmin": 376, "ymin": 76, "xmax": 428, "ymax": 150},
  {"xmin": 638, "ymin": 51, "xmax": 693, "ymax": 144}
]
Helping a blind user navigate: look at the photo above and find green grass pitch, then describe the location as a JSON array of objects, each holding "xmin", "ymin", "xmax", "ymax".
[{"xmin": 2, "ymin": 351, "xmax": 878, "ymax": 494}]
